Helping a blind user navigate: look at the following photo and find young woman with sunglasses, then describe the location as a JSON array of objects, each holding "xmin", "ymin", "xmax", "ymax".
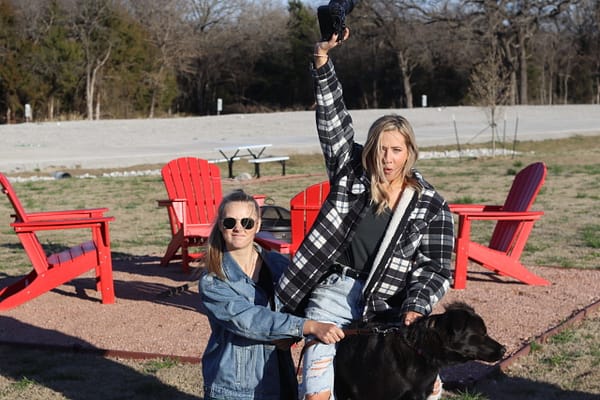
[{"xmin": 199, "ymin": 190, "xmax": 344, "ymax": 400}]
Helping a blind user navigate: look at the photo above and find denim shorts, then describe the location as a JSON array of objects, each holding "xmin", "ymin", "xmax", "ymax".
[{"xmin": 301, "ymin": 272, "xmax": 365, "ymax": 399}]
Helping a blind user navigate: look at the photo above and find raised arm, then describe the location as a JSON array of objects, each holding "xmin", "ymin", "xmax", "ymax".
[{"xmin": 312, "ymin": 29, "xmax": 357, "ymax": 179}]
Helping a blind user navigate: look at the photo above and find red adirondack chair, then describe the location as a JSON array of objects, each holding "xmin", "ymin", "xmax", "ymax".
[
  {"xmin": 449, "ymin": 162, "xmax": 550, "ymax": 289},
  {"xmin": 158, "ymin": 158, "xmax": 223, "ymax": 272},
  {"xmin": 0, "ymin": 173, "xmax": 115, "ymax": 310},
  {"xmin": 158, "ymin": 157, "xmax": 266, "ymax": 272},
  {"xmin": 256, "ymin": 180, "xmax": 330, "ymax": 257}
]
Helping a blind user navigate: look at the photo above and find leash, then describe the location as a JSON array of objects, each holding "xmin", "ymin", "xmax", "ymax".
[{"xmin": 295, "ymin": 326, "xmax": 404, "ymax": 376}]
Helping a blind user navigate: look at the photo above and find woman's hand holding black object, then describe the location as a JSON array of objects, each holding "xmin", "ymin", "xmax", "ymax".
[{"xmin": 314, "ymin": 28, "xmax": 350, "ymax": 68}]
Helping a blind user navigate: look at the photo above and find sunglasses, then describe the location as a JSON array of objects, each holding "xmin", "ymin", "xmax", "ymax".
[{"xmin": 222, "ymin": 217, "xmax": 256, "ymax": 230}]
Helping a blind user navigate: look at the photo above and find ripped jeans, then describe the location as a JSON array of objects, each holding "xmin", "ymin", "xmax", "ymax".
[{"xmin": 301, "ymin": 272, "xmax": 365, "ymax": 399}]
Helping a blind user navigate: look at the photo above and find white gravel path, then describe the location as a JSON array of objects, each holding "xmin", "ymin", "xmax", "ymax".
[{"xmin": 1, "ymin": 104, "xmax": 599, "ymax": 173}]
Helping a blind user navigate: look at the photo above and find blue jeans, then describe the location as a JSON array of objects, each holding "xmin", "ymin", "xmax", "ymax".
[{"xmin": 301, "ymin": 272, "xmax": 365, "ymax": 399}]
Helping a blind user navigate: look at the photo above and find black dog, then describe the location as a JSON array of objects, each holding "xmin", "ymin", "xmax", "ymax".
[{"xmin": 334, "ymin": 302, "xmax": 506, "ymax": 400}]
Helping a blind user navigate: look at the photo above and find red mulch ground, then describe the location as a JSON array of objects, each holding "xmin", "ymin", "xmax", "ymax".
[{"xmin": 1, "ymin": 256, "xmax": 599, "ymax": 386}]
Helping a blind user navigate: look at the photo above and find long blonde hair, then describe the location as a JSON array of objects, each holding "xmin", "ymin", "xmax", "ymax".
[
  {"xmin": 206, "ymin": 190, "xmax": 260, "ymax": 279},
  {"xmin": 361, "ymin": 114, "xmax": 421, "ymax": 214}
]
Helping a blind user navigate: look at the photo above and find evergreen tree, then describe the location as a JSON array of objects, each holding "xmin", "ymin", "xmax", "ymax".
[{"xmin": 0, "ymin": 1, "xmax": 22, "ymax": 122}]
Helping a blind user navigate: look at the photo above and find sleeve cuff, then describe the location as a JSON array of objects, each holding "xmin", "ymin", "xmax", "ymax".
[{"xmin": 312, "ymin": 57, "xmax": 334, "ymax": 78}]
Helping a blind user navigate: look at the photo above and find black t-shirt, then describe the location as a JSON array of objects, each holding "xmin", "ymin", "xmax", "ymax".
[
  {"xmin": 257, "ymin": 263, "xmax": 274, "ymax": 306},
  {"xmin": 337, "ymin": 204, "xmax": 392, "ymax": 274}
]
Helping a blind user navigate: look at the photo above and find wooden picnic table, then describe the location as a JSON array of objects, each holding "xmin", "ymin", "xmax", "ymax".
[{"xmin": 215, "ymin": 144, "xmax": 272, "ymax": 178}]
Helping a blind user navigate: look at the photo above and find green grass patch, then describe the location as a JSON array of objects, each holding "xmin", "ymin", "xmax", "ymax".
[
  {"xmin": 530, "ymin": 341, "xmax": 543, "ymax": 352},
  {"xmin": 451, "ymin": 390, "xmax": 489, "ymax": 400},
  {"xmin": 582, "ymin": 164, "xmax": 600, "ymax": 174},
  {"xmin": 143, "ymin": 358, "xmax": 179, "ymax": 374},
  {"xmin": 9, "ymin": 376, "xmax": 38, "ymax": 391},
  {"xmin": 549, "ymin": 329, "xmax": 577, "ymax": 345},
  {"xmin": 450, "ymin": 195, "xmax": 488, "ymax": 204},
  {"xmin": 582, "ymin": 225, "xmax": 600, "ymax": 248},
  {"xmin": 541, "ymin": 351, "xmax": 579, "ymax": 368}
]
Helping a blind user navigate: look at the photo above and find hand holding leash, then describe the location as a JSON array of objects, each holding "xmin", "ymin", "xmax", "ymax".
[{"xmin": 304, "ymin": 320, "xmax": 345, "ymax": 344}]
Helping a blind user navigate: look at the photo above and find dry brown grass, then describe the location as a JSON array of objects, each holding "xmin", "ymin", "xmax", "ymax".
[{"xmin": 1, "ymin": 135, "xmax": 599, "ymax": 399}]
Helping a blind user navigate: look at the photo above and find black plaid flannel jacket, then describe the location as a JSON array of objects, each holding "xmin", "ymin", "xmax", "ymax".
[{"xmin": 276, "ymin": 59, "xmax": 454, "ymax": 319}]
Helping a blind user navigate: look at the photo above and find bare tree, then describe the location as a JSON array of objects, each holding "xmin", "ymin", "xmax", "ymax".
[
  {"xmin": 174, "ymin": 0, "xmax": 248, "ymax": 114},
  {"xmin": 344, "ymin": 9, "xmax": 386, "ymax": 108},
  {"xmin": 14, "ymin": 0, "xmax": 53, "ymax": 44},
  {"xmin": 219, "ymin": 1, "xmax": 286, "ymax": 106},
  {"xmin": 468, "ymin": 34, "xmax": 511, "ymax": 155},
  {"xmin": 367, "ymin": 0, "xmax": 434, "ymax": 108},
  {"xmin": 418, "ymin": 0, "xmax": 575, "ymax": 105},
  {"xmin": 531, "ymin": 14, "xmax": 578, "ymax": 105},
  {"xmin": 126, "ymin": 0, "xmax": 188, "ymax": 117},
  {"xmin": 67, "ymin": 0, "xmax": 116, "ymax": 120},
  {"xmin": 559, "ymin": 0, "xmax": 600, "ymax": 104},
  {"xmin": 499, "ymin": 0, "xmax": 574, "ymax": 104}
]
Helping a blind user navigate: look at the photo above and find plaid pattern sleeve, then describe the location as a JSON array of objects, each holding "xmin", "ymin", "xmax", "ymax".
[
  {"xmin": 276, "ymin": 59, "xmax": 368, "ymax": 313},
  {"xmin": 401, "ymin": 187, "xmax": 454, "ymax": 316},
  {"xmin": 314, "ymin": 59, "xmax": 355, "ymax": 179}
]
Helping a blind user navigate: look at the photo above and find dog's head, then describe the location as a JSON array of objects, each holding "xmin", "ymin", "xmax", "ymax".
[{"xmin": 415, "ymin": 302, "xmax": 506, "ymax": 365}]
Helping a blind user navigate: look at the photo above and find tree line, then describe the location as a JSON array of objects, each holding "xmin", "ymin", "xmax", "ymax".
[{"xmin": 0, "ymin": 0, "xmax": 598, "ymax": 123}]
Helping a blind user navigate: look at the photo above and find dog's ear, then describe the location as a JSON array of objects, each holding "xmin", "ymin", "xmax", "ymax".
[
  {"xmin": 433, "ymin": 309, "xmax": 469, "ymax": 340},
  {"xmin": 444, "ymin": 301, "xmax": 475, "ymax": 314}
]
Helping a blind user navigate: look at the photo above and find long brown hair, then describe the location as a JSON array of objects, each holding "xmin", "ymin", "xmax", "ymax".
[
  {"xmin": 206, "ymin": 190, "xmax": 260, "ymax": 279},
  {"xmin": 361, "ymin": 114, "xmax": 421, "ymax": 214}
]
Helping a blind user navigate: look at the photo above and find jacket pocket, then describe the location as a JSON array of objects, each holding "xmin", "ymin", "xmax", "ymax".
[
  {"xmin": 234, "ymin": 344, "xmax": 256, "ymax": 387},
  {"xmin": 398, "ymin": 220, "xmax": 426, "ymax": 258}
]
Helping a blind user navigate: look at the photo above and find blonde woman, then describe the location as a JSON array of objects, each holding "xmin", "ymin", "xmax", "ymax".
[{"xmin": 277, "ymin": 31, "xmax": 454, "ymax": 400}]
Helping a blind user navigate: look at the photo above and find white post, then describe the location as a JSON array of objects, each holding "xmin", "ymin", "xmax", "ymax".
[
  {"xmin": 217, "ymin": 98, "xmax": 223, "ymax": 115},
  {"xmin": 25, "ymin": 104, "xmax": 32, "ymax": 122}
]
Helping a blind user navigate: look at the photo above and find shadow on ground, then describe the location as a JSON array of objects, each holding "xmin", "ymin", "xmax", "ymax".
[
  {"xmin": 462, "ymin": 371, "xmax": 600, "ymax": 400},
  {"xmin": 0, "ymin": 318, "xmax": 202, "ymax": 399},
  {"xmin": 0, "ymin": 253, "xmax": 204, "ymax": 312}
]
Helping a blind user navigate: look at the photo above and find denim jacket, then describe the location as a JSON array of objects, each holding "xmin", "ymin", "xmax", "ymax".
[{"xmin": 200, "ymin": 246, "xmax": 305, "ymax": 400}]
